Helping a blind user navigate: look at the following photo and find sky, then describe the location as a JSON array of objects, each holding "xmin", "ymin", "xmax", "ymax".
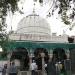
[{"xmin": 6, "ymin": 0, "xmax": 75, "ymax": 36}]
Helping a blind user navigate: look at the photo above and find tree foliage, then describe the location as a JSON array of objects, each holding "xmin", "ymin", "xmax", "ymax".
[
  {"xmin": 0, "ymin": 0, "xmax": 19, "ymax": 31},
  {"xmin": 33, "ymin": 0, "xmax": 75, "ymax": 29},
  {"xmin": 43, "ymin": 0, "xmax": 75, "ymax": 29},
  {"xmin": 0, "ymin": 0, "xmax": 20, "ymax": 55},
  {"xmin": 57, "ymin": 0, "xmax": 75, "ymax": 25}
]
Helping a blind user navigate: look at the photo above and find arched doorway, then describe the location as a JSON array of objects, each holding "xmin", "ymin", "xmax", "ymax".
[
  {"xmin": 52, "ymin": 48, "xmax": 67, "ymax": 74},
  {"xmin": 34, "ymin": 48, "xmax": 49, "ymax": 70},
  {"xmin": 53, "ymin": 48, "xmax": 66, "ymax": 61},
  {"xmin": 10, "ymin": 47, "xmax": 29, "ymax": 71}
]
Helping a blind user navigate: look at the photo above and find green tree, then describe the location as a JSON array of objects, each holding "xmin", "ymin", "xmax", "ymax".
[
  {"xmin": 0, "ymin": 0, "xmax": 20, "ymax": 58},
  {"xmin": 57, "ymin": 0, "xmax": 75, "ymax": 30},
  {"xmin": 0, "ymin": 0, "xmax": 19, "ymax": 32},
  {"xmin": 0, "ymin": 0, "xmax": 19, "ymax": 43},
  {"xmin": 0, "ymin": 0, "xmax": 19, "ymax": 30},
  {"xmin": 38, "ymin": 0, "xmax": 75, "ymax": 30}
]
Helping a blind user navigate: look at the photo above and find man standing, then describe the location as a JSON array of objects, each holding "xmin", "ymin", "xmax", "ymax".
[
  {"xmin": 7, "ymin": 62, "xmax": 18, "ymax": 75},
  {"xmin": 2, "ymin": 64, "xmax": 7, "ymax": 75},
  {"xmin": 30, "ymin": 60, "xmax": 38, "ymax": 75}
]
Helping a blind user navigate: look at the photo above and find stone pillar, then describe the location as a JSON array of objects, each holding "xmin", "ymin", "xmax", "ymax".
[
  {"xmin": 29, "ymin": 54, "xmax": 33, "ymax": 70},
  {"xmin": 67, "ymin": 50, "xmax": 70, "ymax": 59},
  {"xmin": 7, "ymin": 52, "xmax": 12, "ymax": 67},
  {"xmin": 49, "ymin": 49, "xmax": 53, "ymax": 61},
  {"xmin": 40, "ymin": 53, "xmax": 45, "ymax": 75},
  {"xmin": 48, "ymin": 53, "xmax": 53, "ymax": 62}
]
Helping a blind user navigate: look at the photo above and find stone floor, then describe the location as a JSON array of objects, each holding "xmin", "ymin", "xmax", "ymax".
[{"xmin": 0, "ymin": 71, "xmax": 74, "ymax": 75}]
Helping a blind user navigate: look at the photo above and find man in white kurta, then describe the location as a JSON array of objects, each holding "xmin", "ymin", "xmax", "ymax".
[{"xmin": 30, "ymin": 60, "xmax": 37, "ymax": 75}]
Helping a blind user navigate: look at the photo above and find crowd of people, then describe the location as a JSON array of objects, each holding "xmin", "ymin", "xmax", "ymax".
[
  {"xmin": 1, "ymin": 55, "xmax": 70, "ymax": 75},
  {"xmin": 2, "ymin": 62, "xmax": 18, "ymax": 75},
  {"xmin": 30, "ymin": 60, "xmax": 64, "ymax": 75}
]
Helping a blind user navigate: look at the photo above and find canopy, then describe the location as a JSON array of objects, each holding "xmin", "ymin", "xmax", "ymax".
[{"xmin": 5, "ymin": 41, "xmax": 75, "ymax": 51}]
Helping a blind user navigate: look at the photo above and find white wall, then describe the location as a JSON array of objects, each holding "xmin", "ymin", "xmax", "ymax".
[{"xmin": 9, "ymin": 33, "xmax": 68, "ymax": 43}]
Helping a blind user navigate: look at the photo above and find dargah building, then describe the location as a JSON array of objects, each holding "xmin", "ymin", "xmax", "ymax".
[{"xmin": 7, "ymin": 12, "xmax": 75, "ymax": 74}]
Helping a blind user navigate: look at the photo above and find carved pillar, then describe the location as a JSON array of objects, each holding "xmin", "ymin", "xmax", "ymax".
[
  {"xmin": 7, "ymin": 52, "xmax": 12, "ymax": 67},
  {"xmin": 29, "ymin": 53, "xmax": 33, "ymax": 70},
  {"xmin": 40, "ymin": 53, "xmax": 45, "ymax": 75}
]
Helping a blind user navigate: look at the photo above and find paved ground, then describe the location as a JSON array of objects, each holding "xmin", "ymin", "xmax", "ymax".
[
  {"xmin": 0, "ymin": 73, "xmax": 2, "ymax": 75},
  {"xmin": 0, "ymin": 71, "xmax": 75, "ymax": 75}
]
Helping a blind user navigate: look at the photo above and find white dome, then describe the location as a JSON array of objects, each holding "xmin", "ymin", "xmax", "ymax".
[{"xmin": 17, "ymin": 14, "xmax": 51, "ymax": 35}]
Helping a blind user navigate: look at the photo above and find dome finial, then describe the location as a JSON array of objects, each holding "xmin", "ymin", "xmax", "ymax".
[{"xmin": 33, "ymin": 2, "xmax": 36, "ymax": 14}]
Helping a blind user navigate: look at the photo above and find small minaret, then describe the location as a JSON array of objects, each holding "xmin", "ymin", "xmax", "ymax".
[
  {"xmin": 33, "ymin": 2, "xmax": 36, "ymax": 14},
  {"xmin": 32, "ymin": 2, "xmax": 39, "ymax": 16},
  {"xmin": 9, "ymin": 26, "xmax": 13, "ymax": 34}
]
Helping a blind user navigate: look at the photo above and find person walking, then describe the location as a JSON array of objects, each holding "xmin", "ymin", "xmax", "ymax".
[
  {"xmin": 30, "ymin": 60, "xmax": 38, "ymax": 75},
  {"xmin": 7, "ymin": 62, "xmax": 18, "ymax": 75},
  {"xmin": 2, "ymin": 64, "xmax": 7, "ymax": 75}
]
